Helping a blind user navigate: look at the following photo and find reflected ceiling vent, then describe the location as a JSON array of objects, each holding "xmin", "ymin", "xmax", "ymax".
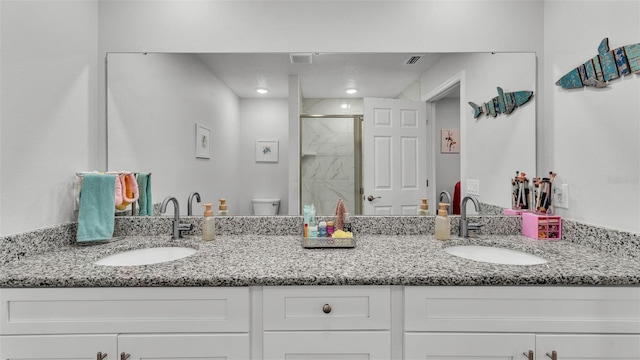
[
  {"xmin": 404, "ymin": 55, "xmax": 424, "ymax": 65},
  {"xmin": 290, "ymin": 53, "xmax": 313, "ymax": 64}
]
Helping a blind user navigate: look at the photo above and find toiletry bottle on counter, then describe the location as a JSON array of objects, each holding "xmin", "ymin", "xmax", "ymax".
[
  {"xmin": 343, "ymin": 213, "xmax": 352, "ymax": 233},
  {"xmin": 318, "ymin": 221, "xmax": 327, "ymax": 237},
  {"xmin": 326, "ymin": 221, "xmax": 335, "ymax": 237},
  {"xmin": 202, "ymin": 203, "xmax": 216, "ymax": 241},
  {"xmin": 418, "ymin": 198, "xmax": 429, "ymax": 215},
  {"xmin": 435, "ymin": 203, "xmax": 450, "ymax": 240},
  {"xmin": 218, "ymin": 198, "xmax": 228, "ymax": 215},
  {"xmin": 308, "ymin": 225, "xmax": 318, "ymax": 238}
]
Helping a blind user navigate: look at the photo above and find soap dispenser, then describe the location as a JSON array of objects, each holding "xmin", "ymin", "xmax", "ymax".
[
  {"xmin": 418, "ymin": 198, "xmax": 429, "ymax": 215},
  {"xmin": 202, "ymin": 203, "xmax": 216, "ymax": 241},
  {"xmin": 435, "ymin": 203, "xmax": 451, "ymax": 240},
  {"xmin": 218, "ymin": 198, "xmax": 228, "ymax": 216}
]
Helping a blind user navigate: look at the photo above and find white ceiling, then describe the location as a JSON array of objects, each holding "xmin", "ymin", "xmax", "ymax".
[{"xmin": 195, "ymin": 52, "xmax": 444, "ymax": 99}]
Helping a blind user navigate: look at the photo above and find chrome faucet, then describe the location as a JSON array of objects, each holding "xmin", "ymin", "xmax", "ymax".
[
  {"xmin": 439, "ymin": 191, "xmax": 452, "ymax": 214},
  {"xmin": 459, "ymin": 195, "xmax": 482, "ymax": 237},
  {"xmin": 187, "ymin": 192, "xmax": 201, "ymax": 216},
  {"xmin": 160, "ymin": 196, "xmax": 194, "ymax": 240}
]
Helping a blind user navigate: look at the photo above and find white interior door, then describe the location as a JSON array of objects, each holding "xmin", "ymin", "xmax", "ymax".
[{"xmin": 363, "ymin": 98, "xmax": 428, "ymax": 215}]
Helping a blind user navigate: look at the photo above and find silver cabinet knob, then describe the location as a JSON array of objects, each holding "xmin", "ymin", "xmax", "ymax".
[{"xmin": 322, "ymin": 304, "xmax": 332, "ymax": 314}]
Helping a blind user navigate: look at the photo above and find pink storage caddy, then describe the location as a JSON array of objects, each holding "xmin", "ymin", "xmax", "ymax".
[{"xmin": 522, "ymin": 212, "xmax": 562, "ymax": 240}]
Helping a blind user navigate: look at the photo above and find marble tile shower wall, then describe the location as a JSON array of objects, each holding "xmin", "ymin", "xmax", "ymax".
[
  {"xmin": 2, "ymin": 215, "xmax": 639, "ymax": 265},
  {"xmin": 300, "ymin": 117, "xmax": 356, "ymax": 215}
]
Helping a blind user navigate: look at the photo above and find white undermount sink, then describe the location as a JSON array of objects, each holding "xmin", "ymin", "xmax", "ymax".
[
  {"xmin": 94, "ymin": 247, "xmax": 197, "ymax": 266},
  {"xmin": 444, "ymin": 245, "xmax": 548, "ymax": 265}
]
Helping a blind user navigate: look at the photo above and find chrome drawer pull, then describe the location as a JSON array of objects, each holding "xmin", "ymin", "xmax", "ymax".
[
  {"xmin": 97, "ymin": 352, "xmax": 107, "ymax": 360},
  {"xmin": 523, "ymin": 350, "xmax": 533, "ymax": 360},
  {"xmin": 121, "ymin": 353, "xmax": 130, "ymax": 360},
  {"xmin": 546, "ymin": 351, "xmax": 557, "ymax": 360},
  {"xmin": 322, "ymin": 304, "xmax": 332, "ymax": 314}
]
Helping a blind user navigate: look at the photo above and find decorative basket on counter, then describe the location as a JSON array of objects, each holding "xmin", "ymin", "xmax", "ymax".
[{"xmin": 302, "ymin": 236, "xmax": 356, "ymax": 249}]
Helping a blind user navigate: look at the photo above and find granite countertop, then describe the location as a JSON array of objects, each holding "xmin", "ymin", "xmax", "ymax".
[{"xmin": 1, "ymin": 234, "xmax": 639, "ymax": 287}]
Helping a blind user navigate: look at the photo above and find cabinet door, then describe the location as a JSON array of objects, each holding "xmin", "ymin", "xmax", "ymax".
[
  {"xmin": 404, "ymin": 333, "xmax": 535, "ymax": 359},
  {"xmin": 117, "ymin": 334, "xmax": 249, "ymax": 360},
  {"xmin": 536, "ymin": 334, "xmax": 640, "ymax": 360},
  {"xmin": 263, "ymin": 331, "xmax": 390, "ymax": 359},
  {"xmin": 0, "ymin": 334, "xmax": 117, "ymax": 360}
]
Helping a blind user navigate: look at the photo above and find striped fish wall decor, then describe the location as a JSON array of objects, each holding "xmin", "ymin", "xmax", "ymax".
[
  {"xmin": 468, "ymin": 87, "xmax": 534, "ymax": 119},
  {"xmin": 556, "ymin": 38, "xmax": 640, "ymax": 89}
]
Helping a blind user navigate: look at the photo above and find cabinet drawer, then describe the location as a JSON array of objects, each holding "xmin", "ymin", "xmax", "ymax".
[
  {"xmin": 263, "ymin": 286, "xmax": 391, "ymax": 330},
  {"xmin": 404, "ymin": 286, "xmax": 640, "ymax": 333},
  {"xmin": 0, "ymin": 287, "xmax": 250, "ymax": 334},
  {"xmin": 263, "ymin": 331, "xmax": 391, "ymax": 359}
]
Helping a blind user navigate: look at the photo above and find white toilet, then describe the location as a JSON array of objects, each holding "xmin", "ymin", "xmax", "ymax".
[{"xmin": 251, "ymin": 199, "xmax": 280, "ymax": 215}]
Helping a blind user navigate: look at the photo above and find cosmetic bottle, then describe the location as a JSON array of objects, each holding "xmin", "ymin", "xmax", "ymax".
[
  {"xmin": 435, "ymin": 203, "xmax": 450, "ymax": 241},
  {"xmin": 218, "ymin": 198, "xmax": 228, "ymax": 216},
  {"xmin": 318, "ymin": 221, "xmax": 327, "ymax": 237},
  {"xmin": 343, "ymin": 213, "xmax": 352, "ymax": 233},
  {"xmin": 202, "ymin": 203, "xmax": 216, "ymax": 241},
  {"xmin": 308, "ymin": 225, "xmax": 318, "ymax": 238},
  {"xmin": 326, "ymin": 221, "xmax": 335, "ymax": 237},
  {"xmin": 418, "ymin": 198, "xmax": 429, "ymax": 215}
]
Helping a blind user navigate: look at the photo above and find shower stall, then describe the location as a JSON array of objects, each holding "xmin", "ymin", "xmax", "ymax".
[{"xmin": 300, "ymin": 115, "xmax": 362, "ymax": 216}]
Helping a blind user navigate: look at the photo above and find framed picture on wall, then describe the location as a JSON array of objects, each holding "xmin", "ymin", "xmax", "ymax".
[
  {"xmin": 256, "ymin": 139, "xmax": 279, "ymax": 162},
  {"xmin": 195, "ymin": 123, "xmax": 211, "ymax": 159},
  {"xmin": 441, "ymin": 129, "xmax": 459, "ymax": 154}
]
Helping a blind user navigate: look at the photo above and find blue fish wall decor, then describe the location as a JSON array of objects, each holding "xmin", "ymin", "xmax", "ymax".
[
  {"xmin": 556, "ymin": 38, "xmax": 640, "ymax": 89},
  {"xmin": 468, "ymin": 87, "xmax": 534, "ymax": 119}
]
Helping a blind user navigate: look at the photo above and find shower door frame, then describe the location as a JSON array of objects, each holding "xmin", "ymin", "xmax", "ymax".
[{"xmin": 299, "ymin": 115, "xmax": 363, "ymax": 216}]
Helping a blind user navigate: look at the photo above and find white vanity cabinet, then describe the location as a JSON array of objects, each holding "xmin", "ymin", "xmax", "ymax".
[
  {"xmin": 262, "ymin": 286, "xmax": 393, "ymax": 359},
  {"xmin": 2, "ymin": 285, "xmax": 639, "ymax": 359},
  {"xmin": 404, "ymin": 286, "xmax": 640, "ymax": 360},
  {"xmin": 0, "ymin": 334, "xmax": 118, "ymax": 360},
  {"xmin": 0, "ymin": 287, "xmax": 251, "ymax": 360}
]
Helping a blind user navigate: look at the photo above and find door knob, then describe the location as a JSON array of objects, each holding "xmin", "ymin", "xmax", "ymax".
[{"xmin": 367, "ymin": 195, "xmax": 381, "ymax": 202}]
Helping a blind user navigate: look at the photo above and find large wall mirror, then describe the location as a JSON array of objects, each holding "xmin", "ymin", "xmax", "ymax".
[{"xmin": 107, "ymin": 52, "xmax": 536, "ymax": 216}]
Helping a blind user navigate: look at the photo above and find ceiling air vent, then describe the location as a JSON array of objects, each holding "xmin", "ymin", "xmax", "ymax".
[
  {"xmin": 404, "ymin": 55, "xmax": 424, "ymax": 65},
  {"xmin": 290, "ymin": 53, "xmax": 313, "ymax": 64}
]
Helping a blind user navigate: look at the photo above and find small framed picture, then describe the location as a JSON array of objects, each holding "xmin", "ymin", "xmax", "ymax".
[
  {"xmin": 256, "ymin": 139, "xmax": 279, "ymax": 162},
  {"xmin": 441, "ymin": 128, "xmax": 460, "ymax": 154},
  {"xmin": 195, "ymin": 123, "xmax": 211, "ymax": 159}
]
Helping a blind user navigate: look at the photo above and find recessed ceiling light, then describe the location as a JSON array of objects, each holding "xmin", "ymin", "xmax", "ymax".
[
  {"xmin": 256, "ymin": 88, "xmax": 269, "ymax": 94},
  {"xmin": 346, "ymin": 88, "xmax": 358, "ymax": 94}
]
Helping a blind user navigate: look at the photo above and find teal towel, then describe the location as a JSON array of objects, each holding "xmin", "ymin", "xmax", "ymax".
[
  {"xmin": 76, "ymin": 173, "xmax": 116, "ymax": 242},
  {"xmin": 136, "ymin": 173, "xmax": 153, "ymax": 216}
]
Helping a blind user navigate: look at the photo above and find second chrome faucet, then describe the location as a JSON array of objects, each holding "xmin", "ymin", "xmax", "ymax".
[
  {"xmin": 161, "ymin": 196, "xmax": 194, "ymax": 240},
  {"xmin": 459, "ymin": 195, "xmax": 482, "ymax": 237}
]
